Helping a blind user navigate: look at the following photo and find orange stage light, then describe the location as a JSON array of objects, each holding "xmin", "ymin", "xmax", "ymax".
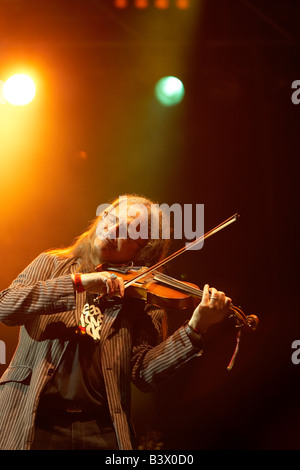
[{"xmin": 3, "ymin": 74, "xmax": 36, "ymax": 106}]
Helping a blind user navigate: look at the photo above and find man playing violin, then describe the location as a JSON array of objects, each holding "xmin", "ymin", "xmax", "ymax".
[{"xmin": 0, "ymin": 194, "xmax": 231, "ymax": 450}]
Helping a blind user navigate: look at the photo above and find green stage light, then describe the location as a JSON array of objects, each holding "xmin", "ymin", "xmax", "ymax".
[{"xmin": 155, "ymin": 76, "xmax": 185, "ymax": 107}]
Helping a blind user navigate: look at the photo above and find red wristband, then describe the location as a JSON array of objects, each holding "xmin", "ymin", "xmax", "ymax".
[
  {"xmin": 183, "ymin": 320, "xmax": 203, "ymax": 349},
  {"xmin": 73, "ymin": 273, "xmax": 85, "ymax": 293},
  {"xmin": 184, "ymin": 320, "xmax": 201, "ymax": 335}
]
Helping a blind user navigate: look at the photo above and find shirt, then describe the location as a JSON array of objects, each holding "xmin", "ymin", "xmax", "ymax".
[{"xmin": 40, "ymin": 293, "xmax": 109, "ymax": 414}]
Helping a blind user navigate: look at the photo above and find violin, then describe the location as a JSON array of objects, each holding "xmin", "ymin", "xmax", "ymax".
[
  {"xmin": 95, "ymin": 264, "xmax": 259, "ymax": 332},
  {"xmin": 95, "ymin": 213, "xmax": 259, "ymax": 370}
]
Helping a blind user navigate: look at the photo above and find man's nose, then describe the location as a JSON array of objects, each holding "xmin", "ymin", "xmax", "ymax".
[
  {"xmin": 107, "ymin": 223, "xmax": 118, "ymax": 238},
  {"xmin": 108, "ymin": 222, "xmax": 128, "ymax": 239}
]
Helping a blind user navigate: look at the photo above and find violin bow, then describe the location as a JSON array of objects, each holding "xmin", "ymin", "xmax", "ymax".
[
  {"xmin": 121, "ymin": 212, "xmax": 258, "ymax": 370},
  {"xmin": 123, "ymin": 213, "xmax": 239, "ymax": 289}
]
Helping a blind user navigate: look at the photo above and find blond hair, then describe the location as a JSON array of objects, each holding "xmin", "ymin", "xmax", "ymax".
[{"xmin": 47, "ymin": 194, "xmax": 171, "ymax": 272}]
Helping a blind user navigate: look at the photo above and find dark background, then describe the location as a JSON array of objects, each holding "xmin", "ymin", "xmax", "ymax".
[{"xmin": 0, "ymin": 0, "xmax": 299, "ymax": 450}]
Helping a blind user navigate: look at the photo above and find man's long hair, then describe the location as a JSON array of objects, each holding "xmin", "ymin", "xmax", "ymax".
[{"xmin": 47, "ymin": 194, "xmax": 171, "ymax": 273}]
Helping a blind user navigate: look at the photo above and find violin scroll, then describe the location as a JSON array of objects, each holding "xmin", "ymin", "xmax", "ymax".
[{"xmin": 229, "ymin": 305, "xmax": 259, "ymax": 331}]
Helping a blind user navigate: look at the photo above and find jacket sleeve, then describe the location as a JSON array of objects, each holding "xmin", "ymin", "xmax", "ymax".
[
  {"xmin": 0, "ymin": 253, "xmax": 76, "ymax": 327},
  {"xmin": 131, "ymin": 306, "xmax": 203, "ymax": 392}
]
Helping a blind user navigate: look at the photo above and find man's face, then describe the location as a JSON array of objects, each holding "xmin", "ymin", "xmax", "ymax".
[{"xmin": 94, "ymin": 201, "xmax": 148, "ymax": 264}]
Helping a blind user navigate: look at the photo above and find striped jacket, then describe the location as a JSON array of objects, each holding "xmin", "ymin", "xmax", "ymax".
[{"xmin": 0, "ymin": 253, "xmax": 202, "ymax": 450}]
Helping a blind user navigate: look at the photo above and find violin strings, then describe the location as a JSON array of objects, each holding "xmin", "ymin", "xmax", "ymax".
[
  {"xmin": 125, "ymin": 269, "xmax": 238, "ymax": 309},
  {"xmin": 153, "ymin": 272, "xmax": 238, "ymax": 309},
  {"xmin": 153, "ymin": 272, "xmax": 203, "ymax": 298}
]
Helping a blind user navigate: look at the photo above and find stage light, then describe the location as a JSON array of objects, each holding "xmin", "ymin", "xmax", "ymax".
[
  {"xmin": 134, "ymin": 0, "xmax": 149, "ymax": 8},
  {"xmin": 114, "ymin": 0, "xmax": 128, "ymax": 7},
  {"xmin": 155, "ymin": 0, "xmax": 169, "ymax": 9},
  {"xmin": 2, "ymin": 74, "xmax": 36, "ymax": 106},
  {"xmin": 155, "ymin": 76, "xmax": 185, "ymax": 106},
  {"xmin": 176, "ymin": 0, "xmax": 190, "ymax": 8},
  {"xmin": 114, "ymin": 0, "xmax": 190, "ymax": 8}
]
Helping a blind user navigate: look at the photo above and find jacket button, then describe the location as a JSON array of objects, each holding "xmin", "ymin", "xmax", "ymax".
[{"xmin": 47, "ymin": 368, "xmax": 55, "ymax": 376}]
